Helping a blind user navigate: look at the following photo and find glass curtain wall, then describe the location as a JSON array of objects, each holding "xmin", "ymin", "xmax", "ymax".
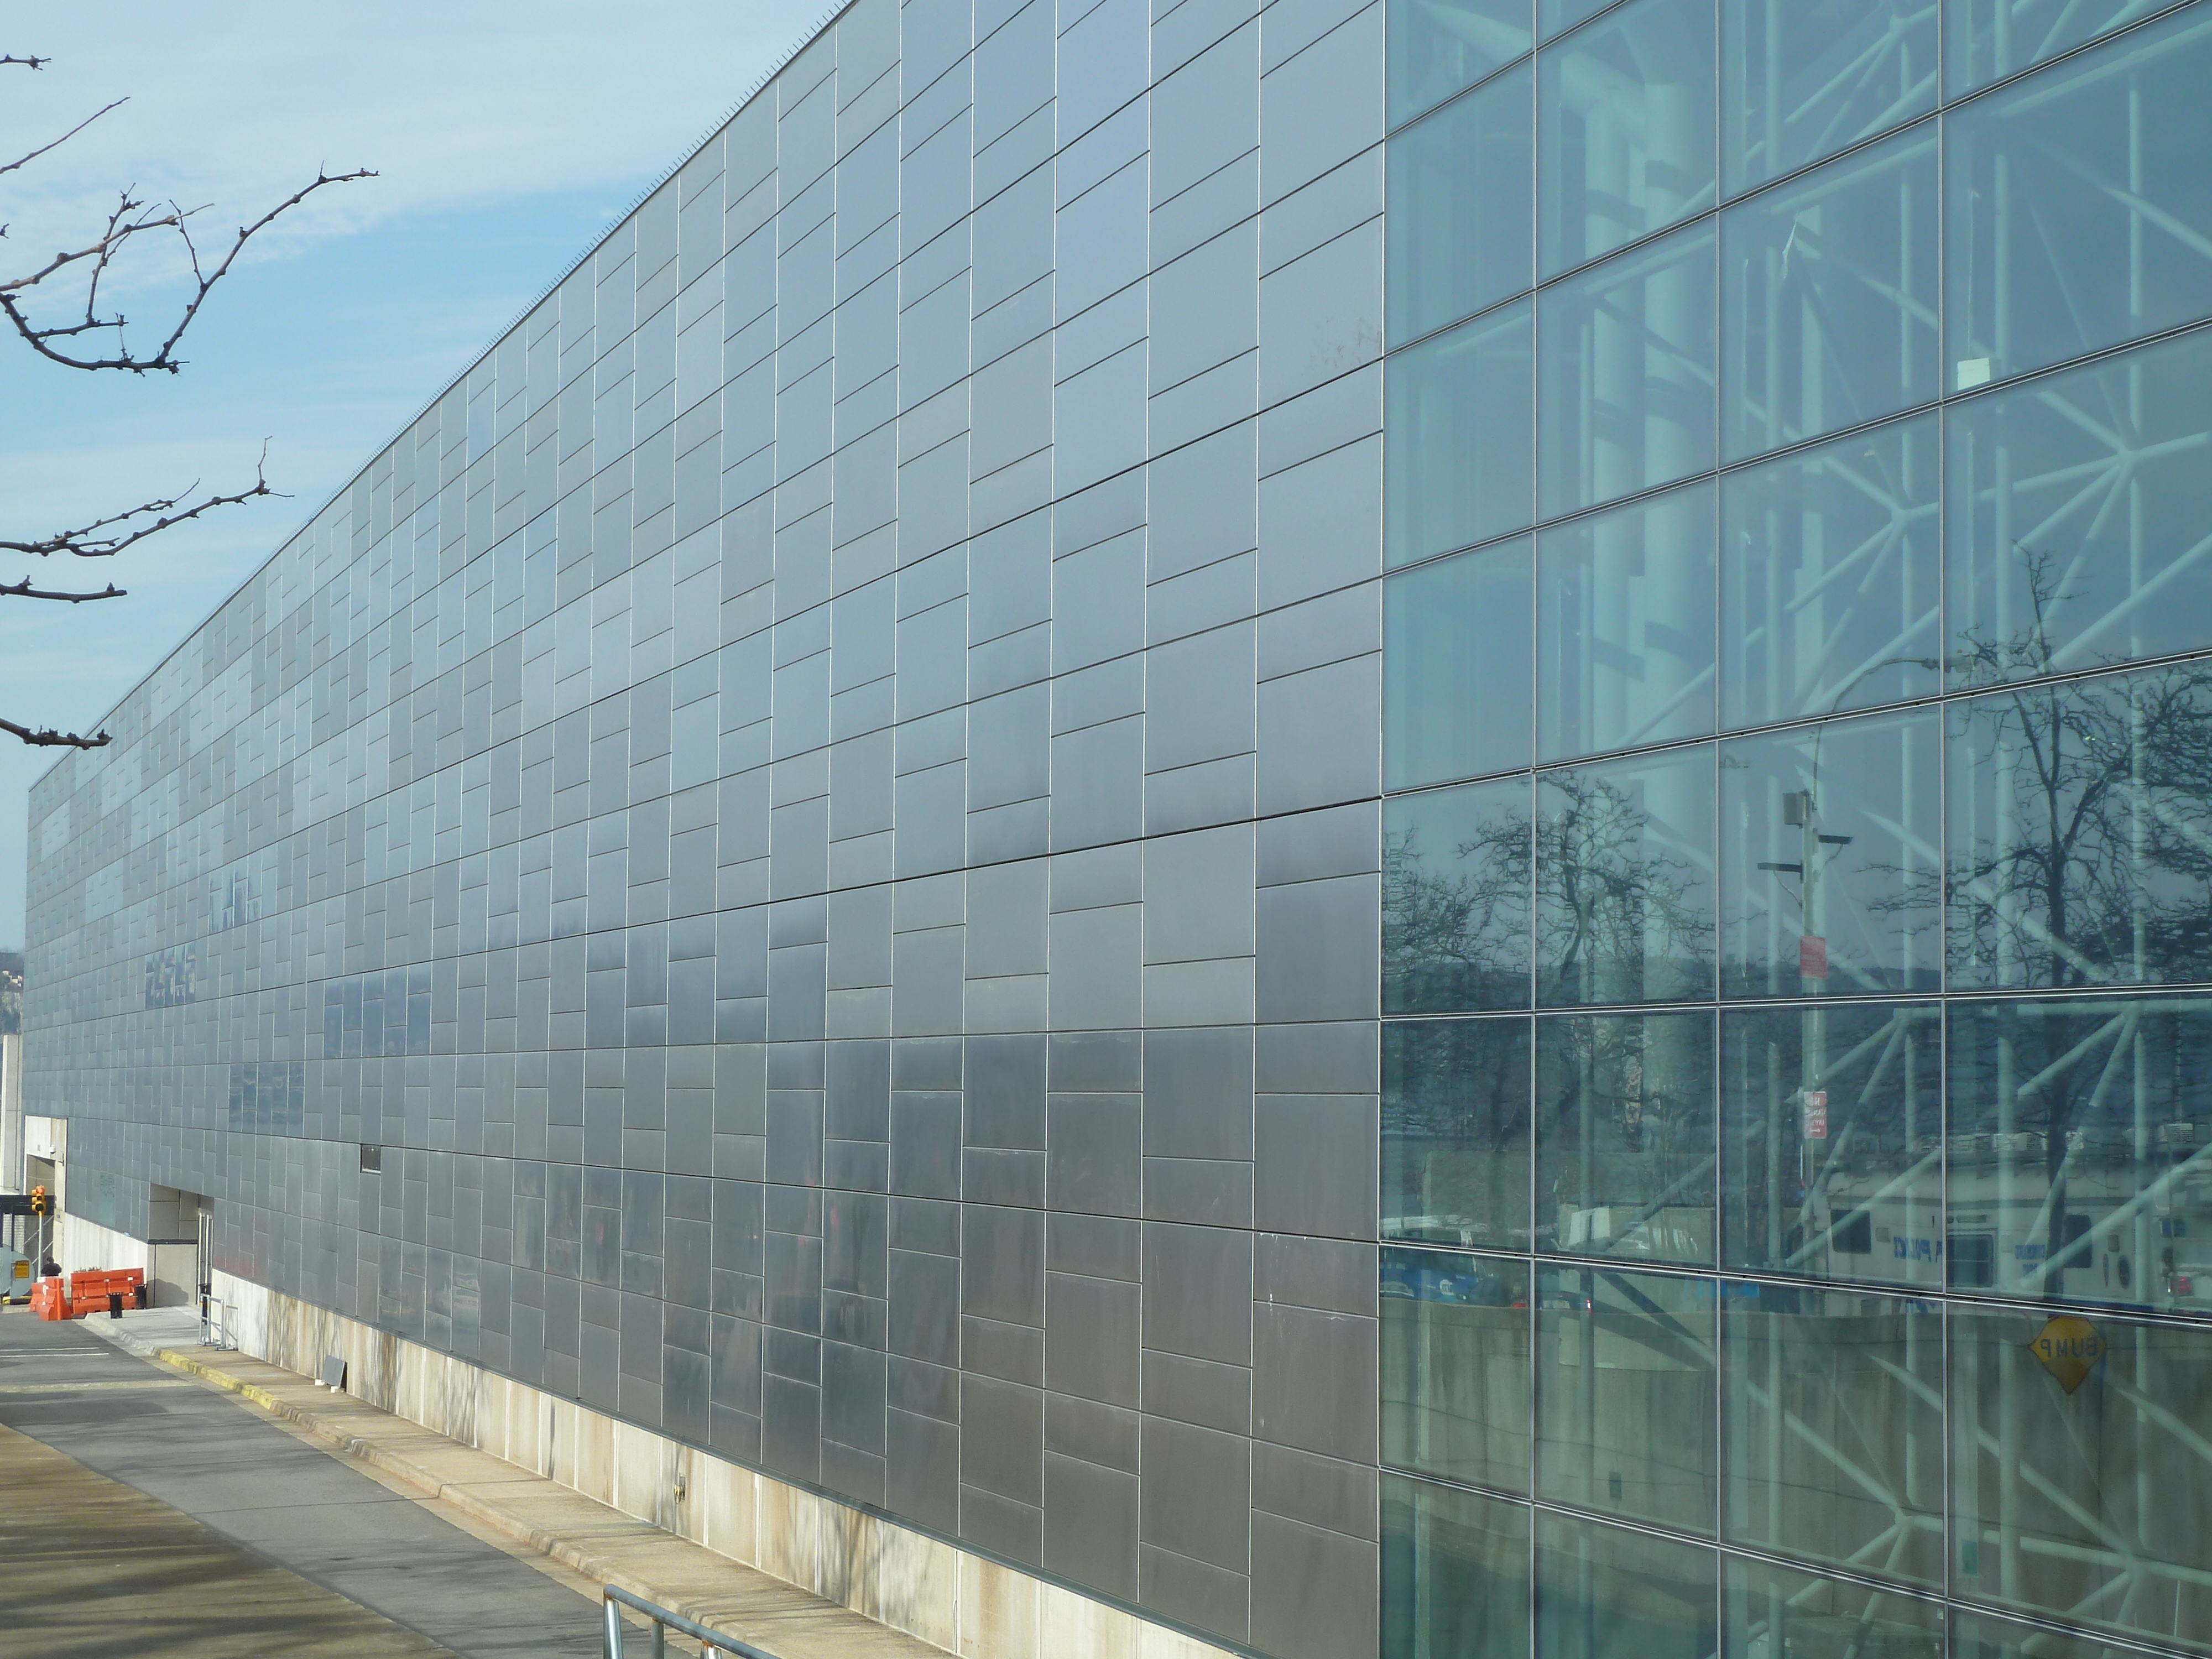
[{"xmin": 1379, "ymin": 4, "xmax": 2212, "ymax": 1657}]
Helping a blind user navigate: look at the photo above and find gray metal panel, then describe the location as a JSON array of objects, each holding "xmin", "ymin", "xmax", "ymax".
[
  {"xmin": 1251, "ymin": 1302, "xmax": 1375, "ymax": 1463},
  {"xmin": 1150, "ymin": 22, "xmax": 1260, "ymax": 206},
  {"xmin": 1259, "ymin": 3, "xmax": 1382, "ymax": 207},
  {"xmin": 1254, "ymin": 1093, "xmax": 1376, "ymax": 1240},
  {"xmin": 1249, "ymin": 1511, "xmax": 1378, "ymax": 1659},
  {"xmin": 1045, "ymin": 1093, "xmax": 1143, "ymax": 1217},
  {"xmin": 960, "ymin": 1372, "xmax": 1044, "ymax": 1505},
  {"xmin": 1253, "ymin": 872, "xmax": 1380, "ymax": 1022},
  {"xmin": 1143, "ymin": 826, "xmax": 1257, "ymax": 967},
  {"xmin": 20, "ymin": 5, "xmax": 1405, "ymax": 1655},
  {"xmin": 1140, "ymin": 1415, "xmax": 1254, "ymax": 1575},
  {"xmin": 1044, "ymin": 1270, "xmax": 1141, "ymax": 1405},
  {"xmin": 1251, "ymin": 1439, "xmax": 1376, "ymax": 1540},
  {"xmin": 961, "ymin": 1202, "xmax": 1045, "ymax": 1326},
  {"xmin": 1044, "ymin": 1451, "xmax": 1142, "ymax": 1598},
  {"xmin": 1141, "ymin": 1220, "xmax": 1254, "ymax": 1365}
]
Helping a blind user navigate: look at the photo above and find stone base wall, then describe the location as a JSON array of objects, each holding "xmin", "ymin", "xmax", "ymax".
[{"xmin": 205, "ymin": 1265, "xmax": 1236, "ymax": 1659}]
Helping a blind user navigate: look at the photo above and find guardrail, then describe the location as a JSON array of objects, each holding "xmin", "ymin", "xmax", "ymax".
[{"xmin": 602, "ymin": 1583, "xmax": 773, "ymax": 1658}]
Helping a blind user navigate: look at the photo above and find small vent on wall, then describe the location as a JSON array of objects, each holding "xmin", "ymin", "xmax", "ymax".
[{"xmin": 359, "ymin": 1144, "xmax": 382, "ymax": 1173}]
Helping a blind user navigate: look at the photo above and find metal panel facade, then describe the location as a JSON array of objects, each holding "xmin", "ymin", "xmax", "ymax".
[{"xmin": 23, "ymin": 2, "xmax": 1386, "ymax": 1655}]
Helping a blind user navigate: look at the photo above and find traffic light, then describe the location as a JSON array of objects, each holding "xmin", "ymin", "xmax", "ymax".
[{"xmin": 28, "ymin": 1185, "xmax": 46, "ymax": 1216}]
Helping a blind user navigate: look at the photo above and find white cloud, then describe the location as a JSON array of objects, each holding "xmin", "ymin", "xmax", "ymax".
[{"xmin": 1, "ymin": 1, "xmax": 827, "ymax": 293}]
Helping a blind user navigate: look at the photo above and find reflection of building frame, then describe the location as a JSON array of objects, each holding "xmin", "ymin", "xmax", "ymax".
[{"xmin": 141, "ymin": 943, "xmax": 199, "ymax": 1009}]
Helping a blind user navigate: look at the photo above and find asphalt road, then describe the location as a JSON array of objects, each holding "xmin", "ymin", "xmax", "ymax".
[{"xmin": 0, "ymin": 1310, "xmax": 601, "ymax": 1657}]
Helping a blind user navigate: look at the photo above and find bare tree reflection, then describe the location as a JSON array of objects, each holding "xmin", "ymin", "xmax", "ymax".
[
  {"xmin": 1945, "ymin": 552, "xmax": 2212, "ymax": 990},
  {"xmin": 1384, "ymin": 764, "xmax": 1717, "ymax": 1009},
  {"xmin": 1383, "ymin": 804, "xmax": 1531, "ymax": 1013},
  {"xmin": 1382, "ymin": 1019, "xmax": 1532, "ymax": 1251},
  {"xmin": 1537, "ymin": 767, "xmax": 1713, "ymax": 1006},
  {"xmin": 1536, "ymin": 1009, "xmax": 1716, "ymax": 1262}
]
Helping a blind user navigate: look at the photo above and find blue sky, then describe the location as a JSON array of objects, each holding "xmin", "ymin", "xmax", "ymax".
[{"xmin": 0, "ymin": 2, "xmax": 826, "ymax": 947}]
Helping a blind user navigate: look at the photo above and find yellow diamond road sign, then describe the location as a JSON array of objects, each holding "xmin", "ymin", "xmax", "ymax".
[{"xmin": 2030, "ymin": 1315, "xmax": 2106, "ymax": 1394}]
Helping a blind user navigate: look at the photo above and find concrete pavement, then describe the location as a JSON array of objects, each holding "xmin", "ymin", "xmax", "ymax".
[
  {"xmin": 0, "ymin": 1308, "xmax": 601, "ymax": 1657},
  {"xmin": 9, "ymin": 1302, "xmax": 956, "ymax": 1658},
  {"xmin": 0, "ymin": 1416, "xmax": 456, "ymax": 1657},
  {"xmin": 144, "ymin": 1340, "xmax": 954, "ymax": 1659}
]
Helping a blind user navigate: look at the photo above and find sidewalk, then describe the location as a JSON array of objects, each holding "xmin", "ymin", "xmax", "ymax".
[
  {"xmin": 96, "ymin": 1322, "xmax": 947, "ymax": 1659},
  {"xmin": 77, "ymin": 1301, "xmax": 202, "ymax": 1356},
  {"xmin": 3, "ymin": 1308, "xmax": 598, "ymax": 1657},
  {"xmin": 0, "ymin": 1412, "xmax": 456, "ymax": 1657}
]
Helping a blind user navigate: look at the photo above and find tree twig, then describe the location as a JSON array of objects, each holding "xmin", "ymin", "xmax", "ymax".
[
  {"xmin": 0, "ymin": 96, "xmax": 122, "ymax": 189},
  {"xmin": 0, "ymin": 53, "xmax": 369, "ymax": 751},
  {"xmin": 0, "ymin": 577, "xmax": 124, "ymax": 602},
  {"xmin": 0, "ymin": 165, "xmax": 374, "ymax": 372},
  {"xmin": 0, "ymin": 445, "xmax": 280, "ymax": 561},
  {"xmin": 0, "ymin": 716, "xmax": 107, "ymax": 749}
]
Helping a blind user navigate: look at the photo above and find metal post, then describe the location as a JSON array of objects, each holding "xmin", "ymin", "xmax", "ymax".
[{"xmin": 600, "ymin": 1581, "xmax": 769, "ymax": 1658}]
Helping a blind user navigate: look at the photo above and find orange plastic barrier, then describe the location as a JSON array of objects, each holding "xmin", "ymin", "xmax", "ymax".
[
  {"xmin": 29, "ymin": 1277, "xmax": 71, "ymax": 1320},
  {"xmin": 64, "ymin": 1267, "xmax": 145, "ymax": 1317}
]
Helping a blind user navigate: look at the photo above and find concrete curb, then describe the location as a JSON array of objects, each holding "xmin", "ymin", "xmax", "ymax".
[{"xmin": 149, "ymin": 1346, "xmax": 869, "ymax": 1656}]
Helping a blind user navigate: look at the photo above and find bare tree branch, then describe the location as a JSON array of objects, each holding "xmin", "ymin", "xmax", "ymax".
[
  {"xmin": 0, "ymin": 164, "xmax": 374, "ymax": 372},
  {"xmin": 0, "ymin": 716, "xmax": 108, "ymax": 749},
  {"xmin": 0, "ymin": 445, "xmax": 279, "ymax": 562},
  {"xmin": 0, "ymin": 96, "xmax": 123, "ymax": 187},
  {"xmin": 0, "ymin": 54, "xmax": 369, "ymax": 749},
  {"xmin": 0, "ymin": 577, "xmax": 124, "ymax": 602}
]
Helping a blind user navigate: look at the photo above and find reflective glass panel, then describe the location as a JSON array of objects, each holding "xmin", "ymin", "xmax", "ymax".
[
  {"xmin": 1953, "ymin": 1610, "xmax": 2163, "ymax": 1659},
  {"xmin": 1721, "ymin": 1003, "xmax": 1943, "ymax": 1288},
  {"xmin": 1720, "ymin": 1285, "xmax": 1943, "ymax": 1584},
  {"xmin": 1950, "ymin": 1305, "xmax": 2212, "ymax": 1650},
  {"xmin": 1538, "ymin": 0, "xmax": 1621, "ymax": 41},
  {"xmin": 1722, "ymin": 1558, "xmax": 1943, "ymax": 1659},
  {"xmin": 1389, "ymin": 62, "xmax": 1536, "ymax": 345},
  {"xmin": 1537, "ymin": 0, "xmax": 1718, "ymax": 277},
  {"xmin": 1383, "ymin": 1245, "xmax": 1533, "ymax": 1489},
  {"xmin": 1386, "ymin": 780, "xmax": 1537, "ymax": 1013},
  {"xmin": 1947, "ymin": 666, "xmax": 2212, "ymax": 991},
  {"xmin": 1535, "ymin": 1511, "xmax": 1718, "ymax": 1659},
  {"xmin": 1944, "ymin": 0, "xmax": 2176, "ymax": 98},
  {"xmin": 1535, "ymin": 1009, "xmax": 1717, "ymax": 1262},
  {"xmin": 1537, "ymin": 481, "xmax": 1715, "ymax": 764},
  {"xmin": 1536, "ymin": 746, "xmax": 1717, "ymax": 1006},
  {"xmin": 1721, "ymin": 124, "xmax": 1939, "ymax": 464},
  {"xmin": 1945, "ymin": 7, "xmax": 2212, "ymax": 389},
  {"xmin": 1537, "ymin": 222, "xmax": 1717, "ymax": 521},
  {"xmin": 1719, "ymin": 707, "xmax": 1942, "ymax": 999},
  {"xmin": 1946, "ymin": 327, "xmax": 2212, "ymax": 689},
  {"xmin": 1390, "ymin": 0, "xmax": 1537, "ymax": 126},
  {"xmin": 1385, "ymin": 1018, "xmax": 1535, "ymax": 1245},
  {"xmin": 1388, "ymin": 300, "xmax": 1537, "ymax": 568},
  {"xmin": 1946, "ymin": 995, "xmax": 2212, "ymax": 1314},
  {"xmin": 1721, "ymin": 0, "xmax": 1938, "ymax": 195},
  {"xmin": 1383, "ymin": 1475, "xmax": 1532, "ymax": 1659},
  {"xmin": 1387, "ymin": 539, "xmax": 1535, "ymax": 789},
  {"xmin": 1536, "ymin": 1269, "xmax": 1718, "ymax": 1531},
  {"xmin": 1719, "ymin": 413, "xmax": 1941, "ymax": 731}
]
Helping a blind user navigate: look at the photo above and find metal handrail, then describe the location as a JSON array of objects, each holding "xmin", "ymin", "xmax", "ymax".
[{"xmin": 601, "ymin": 1583, "xmax": 774, "ymax": 1658}]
